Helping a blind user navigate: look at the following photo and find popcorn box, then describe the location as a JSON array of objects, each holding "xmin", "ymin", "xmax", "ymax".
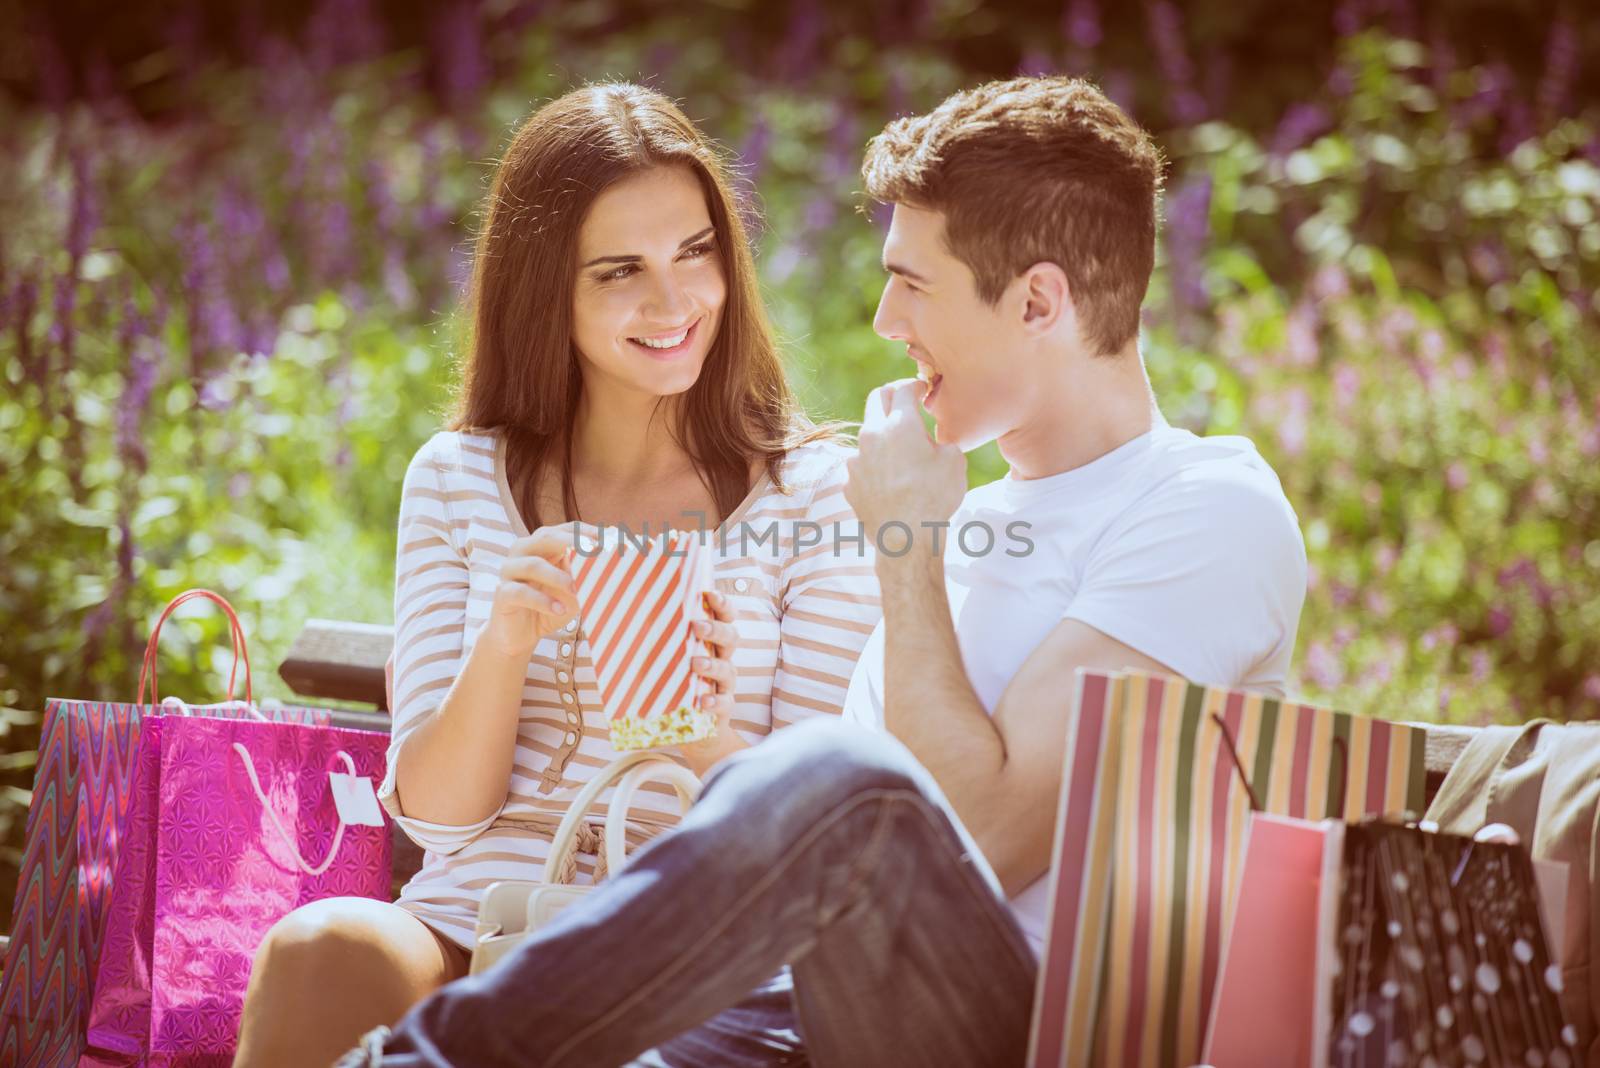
[{"xmin": 570, "ymin": 526, "xmax": 715, "ymax": 750}]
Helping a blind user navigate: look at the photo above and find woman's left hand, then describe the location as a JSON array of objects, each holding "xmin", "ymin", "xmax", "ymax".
[
  {"xmin": 691, "ymin": 590, "xmax": 739, "ymax": 731},
  {"xmin": 679, "ymin": 590, "xmax": 748, "ymax": 774}
]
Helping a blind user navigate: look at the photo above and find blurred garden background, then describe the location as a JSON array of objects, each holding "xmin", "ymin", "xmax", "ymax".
[{"xmin": 1, "ymin": 0, "xmax": 1597, "ymax": 935}]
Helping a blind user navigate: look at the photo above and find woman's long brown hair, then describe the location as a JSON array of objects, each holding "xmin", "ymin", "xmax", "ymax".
[{"xmin": 448, "ymin": 82, "xmax": 840, "ymax": 529}]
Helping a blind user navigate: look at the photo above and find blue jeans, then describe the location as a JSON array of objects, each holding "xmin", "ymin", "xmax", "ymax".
[{"xmin": 349, "ymin": 717, "xmax": 1039, "ymax": 1067}]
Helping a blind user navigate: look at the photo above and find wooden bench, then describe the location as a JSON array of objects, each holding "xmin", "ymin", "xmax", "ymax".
[{"xmin": 280, "ymin": 619, "xmax": 1480, "ymax": 895}]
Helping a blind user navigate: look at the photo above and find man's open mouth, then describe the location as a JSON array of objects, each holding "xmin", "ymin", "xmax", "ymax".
[{"xmin": 916, "ymin": 366, "xmax": 944, "ymax": 406}]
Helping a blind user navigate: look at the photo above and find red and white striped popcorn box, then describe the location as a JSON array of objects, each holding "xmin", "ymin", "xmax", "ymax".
[{"xmin": 570, "ymin": 526, "xmax": 716, "ymax": 750}]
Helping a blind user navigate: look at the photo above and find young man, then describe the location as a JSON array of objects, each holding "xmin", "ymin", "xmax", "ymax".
[{"xmin": 341, "ymin": 75, "xmax": 1306, "ymax": 1068}]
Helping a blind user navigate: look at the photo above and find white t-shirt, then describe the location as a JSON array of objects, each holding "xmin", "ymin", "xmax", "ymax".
[{"xmin": 841, "ymin": 415, "xmax": 1308, "ymax": 955}]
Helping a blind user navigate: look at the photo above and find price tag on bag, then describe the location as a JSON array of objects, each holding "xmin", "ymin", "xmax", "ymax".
[{"xmin": 329, "ymin": 772, "xmax": 386, "ymax": 827}]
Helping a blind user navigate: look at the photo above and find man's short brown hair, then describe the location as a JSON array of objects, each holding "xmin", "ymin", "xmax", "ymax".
[{"xmin": 862, "ymin": 76, "xmax": 1165, "ymax": 356}]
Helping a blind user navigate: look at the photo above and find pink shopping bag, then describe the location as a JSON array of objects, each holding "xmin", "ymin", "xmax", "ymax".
[
  {"xmin": 75, "ymin": 590, "xmax": 390, "ymax": 1064},
  {"xmin": 83, "ymin": 714, "xmax": 390, "ymax": 1064},
  {"xmin": 1201, "ymin": 814, "xmax": 1345, "ymax": 1068},
  {"xmin": 0, "ymin": 590, "xmax": 331, "ymax": 1068}
]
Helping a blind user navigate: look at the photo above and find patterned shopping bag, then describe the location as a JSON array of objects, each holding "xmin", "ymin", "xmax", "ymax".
[
  {"xmin": 82, "ymin": 714, "xmax": 390, "ymax": 1064},
  {"xmin": 1027, "ymin": 670, "xmax": 1428, "ymax": 1068},
  {"xmin": 570, "ymin": 527, "xmax": 715, "ymax": 750},
  {"xmin": 0, "ymin": 589, "xmax": 332, "ymax": 1067},
  {"xmin": 1326, "ymin": 821, "xmax": 1578, "ymax": 1067}
]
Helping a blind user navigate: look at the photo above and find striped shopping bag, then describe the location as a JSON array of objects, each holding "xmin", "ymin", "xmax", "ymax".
[
  {"xmin": 569, "ymin": 526, "xmax": 715, "ymax": 750},
  {"xmin": 1027, "ymin": 670, "xmax": 1428, "ymax": 1068}
]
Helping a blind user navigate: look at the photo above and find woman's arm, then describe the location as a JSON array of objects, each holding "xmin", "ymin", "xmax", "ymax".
[
  {"xmin": 380, "ymin": 442, "xmax": 578, "ymax": 850},
  {"xmin": 394, "ymin": 528, "xmax": 579, "ymax": 827}
]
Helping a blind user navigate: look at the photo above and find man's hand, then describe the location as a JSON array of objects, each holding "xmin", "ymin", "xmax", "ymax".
[{"xmin": 844, "ymin": 378, "xmax": 966, "ymax": 559}]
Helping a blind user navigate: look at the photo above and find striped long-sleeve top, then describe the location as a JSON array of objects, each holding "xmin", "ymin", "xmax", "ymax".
[{"xmin": 379, "ymin": 429, "xmax": 882, "ymax": 948}]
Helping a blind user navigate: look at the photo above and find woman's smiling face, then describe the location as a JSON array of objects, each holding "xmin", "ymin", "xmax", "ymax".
[{"xmin": 570, "ymin": 165, "xmax": 726, "ymax": 399}]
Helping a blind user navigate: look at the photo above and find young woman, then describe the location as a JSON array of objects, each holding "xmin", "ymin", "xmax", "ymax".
[{"xmin": 234, "ymin": 83, "xmax": 881, "ymax": 1065}]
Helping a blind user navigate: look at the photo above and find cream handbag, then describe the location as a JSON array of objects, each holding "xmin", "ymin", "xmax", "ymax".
[{"xmin": 470, "ymin": 750, "xmax": 702, "ymax": 975}]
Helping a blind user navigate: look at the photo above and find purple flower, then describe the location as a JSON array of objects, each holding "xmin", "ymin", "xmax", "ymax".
[
  {"xmin": 383, "ymin": 250, "xmax": 417, "ymax": 312},
  {"xmin": 1333, "ymin": 364, "xmax": 1360, "ymax": 409},
  {"xmin": 117, "ymin": 511, "xmax": 135, "ymax": 579},
  {"xmin": 82, "ymin": 595, "xmax": 117, "ymax": 645},
  {"xmin": 433, "ymin": 1, "xmax": 489, "ymax": 110},
  {"xmin": 116, "ymin": 338, "xmax": 160, "ymax": 472},
  {"xmin": 1269, "ymin": 104, "xmax": 1332, "ymax": 158},
  {"xmin": 1332, "ymin": 0, "xmax": 1363, "ymax": 37},
  {"xmin": 1017, "ymin": 49, "xmax": 1056, "ymax": 77},
  {"xmin": 198, "ymin": 377, "xmax": 231, "ymax": 412},
  {"xmin": 305, "ymin": 0, "xmax": 386, "ymax": 70},
  {"xmin": 1445, "ymin": 462, "xmax": 1468, "ymax": 491},
  {"xmin": 1062, "ymin": 0, "xmax": 1102, "ymax": 51},
  {"xmin": 822, "ymin": 105, "xmax": 859, "ymax": 182},
  {"xmin": 1310, "ymin": 264, "xmax": 1350, "ymax": 301},
  {"xmin": 1306, "ymin": 641, "xmax": 1343, "ymax": 689},
  {"xmin": 739, "ymin": 115, "xmax": 772, "ymax": 182},
  {"xmin": 777, "ymin": 0, "xmax": 824, "ymax": 83},
  {"xmin": 1101, "ymin": 70, "xmax": 1138, "ymax": 115},
  {"xmin": 66, "ymin": 148, "xmax": 100, "ymax": 261},
  {"xmin": 1164, "ymin": 174, "xmax": 1211, "ymax": 312},
  {"xmin": 264, "ymin": 251, "xmax": 291, "ymax": 293},
  {"xmin": 1537, "ymin": 15, "xmax": 1579, "ymax": 120},
  {"xmin": 803, "ymin": 194, "xmax": 838, "ymax": 240},
  {"xmin": 1144, "ymin": 1, "xmax": 1205, "ymax": 124},
  {"xmin": 1469, "ymin": 241, "xmax": 1507, "ymax": 284},
  {"xmin": 1286, "ymin": 301, "xmax": 1319, "ymax": 367},
  {"xmin": 1486, "ymin": 605, "xmax": 1512, "ymax": 638}
]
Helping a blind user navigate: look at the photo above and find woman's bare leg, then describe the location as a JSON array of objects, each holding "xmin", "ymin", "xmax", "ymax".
[{"xmin": 233, "ymin": 897, "xmax": 468, "ymax": 1068}]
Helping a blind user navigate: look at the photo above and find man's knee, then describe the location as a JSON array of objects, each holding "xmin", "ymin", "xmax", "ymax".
[{"xmin": 719, "ymin": 715, "xmax": 934, "ymax": 820}]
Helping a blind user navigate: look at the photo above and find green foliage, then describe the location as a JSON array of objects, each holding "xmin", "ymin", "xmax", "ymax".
[{"xmin": 1, "ymin": 14, "xmax": 1597, "ymax": 935}]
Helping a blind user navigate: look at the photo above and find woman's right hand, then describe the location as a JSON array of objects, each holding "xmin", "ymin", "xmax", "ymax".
[{"xmin": 481, "ymin": 523, "xmax": 583, "ymax": 659}]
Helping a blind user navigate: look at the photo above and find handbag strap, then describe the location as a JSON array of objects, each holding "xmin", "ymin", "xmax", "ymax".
[
  {"xmin": 137, "ymin": 588, "xmax": 254, "ymax": 708},
  {"xmin": 540, "ymin": 750, "xmax": 701, "ymax": 885},
  {"xmin": 232, "ymin": 743, "xmax": 358, "ymax": 877},
  {"xmin": 602, "ymin": 759, "xmax": 701, "ymax": 873}
]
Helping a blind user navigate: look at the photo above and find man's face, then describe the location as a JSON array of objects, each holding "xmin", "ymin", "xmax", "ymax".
[{"xmin": 873, "ymin": 204, "xmax": 1028, "ymax": 451}]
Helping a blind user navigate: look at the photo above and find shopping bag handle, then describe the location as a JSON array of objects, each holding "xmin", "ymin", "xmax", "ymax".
[
  {"xmin": 137, "ymin": 588, "xmax": 253, "ymax": 708},
  {"xmin": 160, "ymin": 695, "xmax": 269, "ymax": 722},
  {"xmin": 1213, "ymin": 712, "xmax": 1349, "ymax": 816},
  {"xmin": 231, "ymin": 743, "xmax": 355, "ymax": 877}
]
